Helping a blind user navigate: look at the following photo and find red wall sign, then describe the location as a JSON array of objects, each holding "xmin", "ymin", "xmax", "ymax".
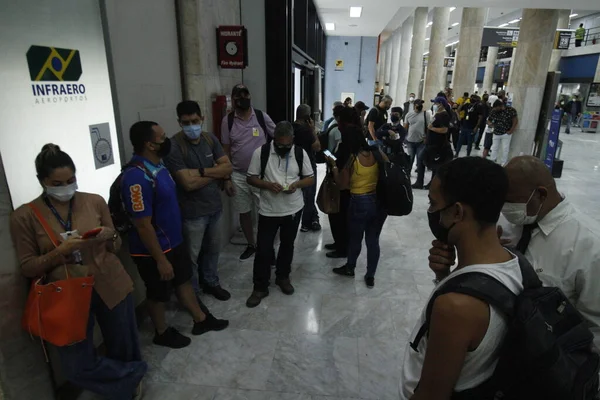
[{"xmin": 217, "ymin": 25, "xmax": 247, "ymax": 69}]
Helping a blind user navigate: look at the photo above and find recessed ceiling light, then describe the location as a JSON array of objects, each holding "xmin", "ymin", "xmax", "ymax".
[
  {"xmin": 570, "ymin": 13, "xmax": 578, "ymax": 18},
  {"xmin": 425, "ymin": 37, "xmax": 430, "ymax": 41},
  {"xmin": 452, "ymin": 22, "xmax": 459, "ymax": 27},
  {"xmin": 499, "ymin": 23, "xmax": 509, "ymax": 27},
  {"xmin": 450, "ymin": 7, "xmax": 456, "ymax": 12},
  {"xmin": 509, "ymin": 19, "xmax": 520, "ymax": 24},
  {"xmin": 350, "ymin": 6, "xmax": 362, "ymax": 18},
  {"xmin": 423, "ymin": 52, "xmax": 429, "ymax": 56},
  {"xmin": 325, "ymin": 23, "xmax": 335, "ymax": 31},
  {"xmin": 426, "ymin": 21, "xmax": 433, "ymax": 27}
]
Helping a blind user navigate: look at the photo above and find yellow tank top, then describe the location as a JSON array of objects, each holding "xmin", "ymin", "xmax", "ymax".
[{"xmin": 350, "ymin": 155, "xmax": 379, "ymax": 195}]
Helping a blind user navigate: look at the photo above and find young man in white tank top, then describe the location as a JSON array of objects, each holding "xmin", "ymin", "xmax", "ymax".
[{"xmin": 400, "ymin": 157, "xmax": 524, "ymax": 399}]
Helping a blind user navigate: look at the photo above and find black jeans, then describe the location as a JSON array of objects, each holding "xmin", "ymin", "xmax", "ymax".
[
  {"xmin": 328, "ymin": 190, "xmax": 350, "ymax": 253},
  {"xmin": 301, "ymin": 166, "xmax": 319, "ymax": 227},
  {"xmin": 253, "ymin": 210, "xmax": 302, "ymax": 292}
]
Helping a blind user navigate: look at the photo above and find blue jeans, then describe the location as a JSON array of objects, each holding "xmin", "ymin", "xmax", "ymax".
[
  {"xmin": 57, "ymin": 292, "xmax": 146, "ymax": 400},
  {"xmin": 302, "ymin": 166, "xmax": 319, "ymax": 227},
  {"xmin": 456, "ymin": 127, "xmax": 475, "ymax": 156},
  {"xmin": 183, "ymin": 211, "xmax": 222, "ymax": 291},
  {"xmin": 346, "ymin": 194, "xmax": 388, "ymax": 277},
  {"xmin": 406, "ymin": 141, "xmax": 425, "ymax": 172},
  {"xmin": 565, "ymin": 113, "xmax": 578, "ymax": 133}
]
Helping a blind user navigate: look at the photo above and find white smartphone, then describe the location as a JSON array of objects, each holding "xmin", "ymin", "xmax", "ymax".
[{"xmin": 323, "ymin": 149, "xmax": 337, "ymax": 160}]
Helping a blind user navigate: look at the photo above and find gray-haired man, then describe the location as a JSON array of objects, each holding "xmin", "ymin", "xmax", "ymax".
[{"xmin": 245, "ymin": 122, "xmax": 315, "ymax": 307}]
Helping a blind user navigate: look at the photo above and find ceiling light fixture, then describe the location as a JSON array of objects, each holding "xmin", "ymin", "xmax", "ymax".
[
  {"xmin": 570, "ymin": 13, "xmax": 578, "ymax": 18},
  {"xmin": 423, "ymin": 52, "xmax": 429, "ymax": 56},
  {"xmin": 325, "ymin": 23, "xmax": 335, "ymax": 31},
  {"xmin": 350, "ymin": 6, "xmax": 362, "ymax": 18},
  {"xmin": 509, "ymin": 19, "xmax": 520, "ymax": 24},
  {"xmin": 452, "ymin": 22, "xmax": 459, "ymax": 27},
  {"xmin": 425, "ymin": 37, "xmax": 430, "ymax": 41},
  {"xmin": 427, "ymin": 21, "xmax": 433, "ymax": 27},
  {"xmin": 450, "ymin": 7, "xmax": 456, "ymax": 12},
  {"xmin": 499, "ymin": 23, "xmax": 509, "ymax": 27}
]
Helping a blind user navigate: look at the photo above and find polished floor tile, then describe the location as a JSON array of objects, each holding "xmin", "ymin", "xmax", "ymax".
[{"xmin": 83, "ymin": 129, "xmax": 600, "ymax": 400}]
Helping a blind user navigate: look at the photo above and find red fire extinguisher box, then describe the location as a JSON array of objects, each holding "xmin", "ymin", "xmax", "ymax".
[{"xmin": 212, "ymin": 95, "xmax": 232, "ymax": 141}]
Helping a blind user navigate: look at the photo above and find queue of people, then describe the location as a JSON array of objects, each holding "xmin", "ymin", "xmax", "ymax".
[{"xmin": 9, "ymin": 83, "xmax": 600, "ymax": 400}]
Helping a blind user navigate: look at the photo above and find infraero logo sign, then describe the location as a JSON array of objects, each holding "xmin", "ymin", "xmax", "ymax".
[{"xmin": 26, "ymin": 45, "xmax": 88, "ymax": 104}]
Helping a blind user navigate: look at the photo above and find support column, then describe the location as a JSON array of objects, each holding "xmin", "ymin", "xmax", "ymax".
[
  {"xmin": 407, "ymin": 7, "xmax": 428, "ymax": 99},
  {"xmin": 396, "ymin": 16, "xmax": 414, "ymax": 105},
  {"xmin": 452, "ymin": 8, "xmax": 486, "ymax": 97},
  {"xmin": 389, "ymin": 31, "xmax": 402, "ymax": 103},
  {"xmin": 377, "ymin": 41, "xmax": 386, "ymax": 90},
  {"xmin": 424, "ymin": 7, "xmax": 451, "ymax": 103},
  {"xmin": 384, "ymin": 38, "xmax": 393, "ymax": 94},
  {"xmin": 549, "ymin": 10, "xmax": 570, "ymax": 71},
  {"xmin": 482, "ymin": 46, "xmax": 498, "ymax": 94},
  {"xmin": 508, "ymin": 9, "xmax": 559, "ymax": 158}
]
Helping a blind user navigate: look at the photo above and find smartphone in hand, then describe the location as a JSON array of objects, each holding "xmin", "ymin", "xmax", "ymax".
[
  {"xmin": 323, "ymin": 149, "xmax": 337, "ymax": 161},
  {"xmin": 82, "ymin": 228, "xmax": 102, "ymax": 239}
]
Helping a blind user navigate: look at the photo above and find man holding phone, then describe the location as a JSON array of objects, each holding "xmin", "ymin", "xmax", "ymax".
[
  {"xmin": 292, "ymin": 104, "xmax": 321, "ymax": 232},
  {"xmin": 246, "ymin": 122, "xmax": 315, "ymax": 307}
]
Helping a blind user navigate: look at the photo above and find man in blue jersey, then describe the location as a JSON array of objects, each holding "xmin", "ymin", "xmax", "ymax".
[{"xmin": 122, "ymin": 121, "xmax": 228, "ymax": 349}]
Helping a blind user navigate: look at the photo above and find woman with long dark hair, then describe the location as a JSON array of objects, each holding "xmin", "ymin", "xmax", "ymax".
[
  {"xmin": 327, "ymin": 125, "xmax": 388, "ymax": 288},
  {"xmin": 10, "ymin": 144, "xmax": 147, "ymax": 399}
]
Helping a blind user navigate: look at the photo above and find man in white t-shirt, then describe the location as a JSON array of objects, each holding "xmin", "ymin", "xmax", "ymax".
[
  {"xmin": 245, "ymin": 121, "xmax": 314, "ymax": 308},
  {"xmin": 401, "ymin": 157, "xmax": 523, "ymax": 399}
]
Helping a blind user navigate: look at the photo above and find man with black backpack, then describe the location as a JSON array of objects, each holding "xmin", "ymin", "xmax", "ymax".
[
  {"xmin": 221, "ymin": 84, "xmax": 276, "ymax": 262},
  {"xmin": 245, "ymin": 122, "xmax": 314, "ymax": 308},
  {"xmin": 401, "ymin": 157, "xmax": 524, "ymax": 399}
]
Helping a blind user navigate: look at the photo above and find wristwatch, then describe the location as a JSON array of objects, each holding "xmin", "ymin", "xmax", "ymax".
[{"xmin": 199, "ymin": 167, "xmax": 205, "ymax": 177}]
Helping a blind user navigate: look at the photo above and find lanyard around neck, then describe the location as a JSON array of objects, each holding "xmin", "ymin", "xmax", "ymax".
[{"xmin": 43, "ymin": 195, "xmax": 73, "ymax": 231}]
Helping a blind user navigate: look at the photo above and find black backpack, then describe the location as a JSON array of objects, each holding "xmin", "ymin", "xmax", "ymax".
[
  {"xmin": 259, "ymin": 143, "xmax": 304, "ymax": 180},
  {"xmin": 373, "ymin": 150, "xmax": 413, "ymax": 217},
  {"xmin": 227, "ymin": 109, "xmax": 269, "ymax": 139},
  {"xmin": 108, "ymin": 162, "xmax": 156, "ymax": 234},
  {"xmin": 410, "ymin": 253, "xmax": 600, "ymax": 400},
  {"xmin": 315, "ymin": 123, "xmax": 338, "ymax": 164}
]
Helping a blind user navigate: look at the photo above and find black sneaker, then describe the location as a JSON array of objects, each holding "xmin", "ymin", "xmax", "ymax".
[
  {"xmin": 204, "ymin": 285, "xmax": 231, "ymax": 301},
  {"xmin": 192, "ymin": 314, "xmax": 229, "ymax": 335},
  {"xmin": 326, "ymin": 250, "xmax": 347, "ymax": 259},
  {"xmin": 275, "ymin": 279, "xmax": 295, "ymax": 295},
  {"xmin": 411, "ymin": 183, "xmax": 424, "ymax": 190},
  {"xmin": 475, "ymin": 145, "xmax": 481, "ymax": 150},
  {"xmin": 324, "ymin": 243, "xmax": 337, "ymax": 250},
  {"xmin": 239, "ymin": 245, "xmax": 256, "ymax": 262},
  {"xmin": 333, "ymin": 265, "xmax": 355, "ymax": 277},
  {"xmin": 246, "ymin": 290, "xmax": 269, "ymax": 308},
  {"xmin": 423, "ymin": 183, "xmax": 431, "ymax": 190},
  {"xmin": 153, "ymin": 327, "xmax": 191, "ymax": 349},
  {"xmin": 364, "ymin": 276, "xmax": 375, "ymax": 288},
  {"xmin": 311, "ymin": 221, "xmax": 322, "ymax": 231},
  {"xmin": 300, "ymin": 225, "xmax": 310, "ymax": 232}
]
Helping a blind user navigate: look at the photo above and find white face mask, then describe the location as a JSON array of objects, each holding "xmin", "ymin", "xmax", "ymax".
[
  {"xmin": 409, "ymin": 97, "xmax": 415, "ymax": 102},
  {"xmin": 501, "ymin": 189, "xmax": 542, "ymax": 226},
  {"xmin": 45, "ymin": 182, "xmax": 78, "ymax": 202},
  {"xmin": 432, "ymin": 105, "xmax": 439, "ymax": 113}
]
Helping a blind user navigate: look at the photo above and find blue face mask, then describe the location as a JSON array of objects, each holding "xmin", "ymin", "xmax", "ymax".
[{"xmin": 182, "ymin": 124, "xmax": 202, "ymax": 140}]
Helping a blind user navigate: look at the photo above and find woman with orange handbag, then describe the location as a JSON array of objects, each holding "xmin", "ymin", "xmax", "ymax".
[{"xmin": 10, "ymin": 144, "xmax": 147, "ymax": 400}]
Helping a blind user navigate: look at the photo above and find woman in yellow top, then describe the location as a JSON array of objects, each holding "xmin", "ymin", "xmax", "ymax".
[{"xmin": 328, "ymin": 124, "xmax": 388, "ymax": 288}]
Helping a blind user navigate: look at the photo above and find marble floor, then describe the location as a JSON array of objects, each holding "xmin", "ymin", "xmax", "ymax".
[{"xmin": 81, "ymin": 127, "xmax": 600, "ymax": 400}]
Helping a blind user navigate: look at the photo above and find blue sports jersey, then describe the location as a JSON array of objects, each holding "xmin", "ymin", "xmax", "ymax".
[{"xmin": 121, "ymin": 155, "xmax": 183, "ymax": 255}]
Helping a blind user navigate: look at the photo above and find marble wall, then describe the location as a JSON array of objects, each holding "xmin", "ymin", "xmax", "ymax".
[
  {"xmin": 452, "ymin": 8, "xmax": 486, "ymax": 98},
  {"xmin": 0, "ymin": 154, "xmax": 54, "ymax": 399}
]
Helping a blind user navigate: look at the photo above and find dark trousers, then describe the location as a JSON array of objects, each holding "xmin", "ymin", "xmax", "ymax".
[
  {"xmin": 253, "ymin": 210, "xmax": 302, "ymax": 292},
  {"xmin": 575, "ymin": 39, "xmax": 582, "ymax": 47},
  {"xmin": 456, "ymin": 127, "xmax": 475, "ymax": 156},
  {"xmin": 57, "ymin": 292, "xmax": 147, "ymax": 400},
  {"xmin": 346, "ymin": 194, "xmax": 388, "ymax": 277},
  {"xmin": 415, "ymin": 151, "xmax": 427, "ymax": 186},
  {"xmin": 407, "ymin": 141, "xmax": 426, "ymax": 172},
  {"xmin": 475, "ymin": 124, "xmax": 485, "ymax": 147},
  {"xmin": 451, "ymin": 127, "xmax": 460, "ymax": 152},
  {"xmin": 301, "ymin": 167, "xmax": 319, "ymax": 227},
  {"xmin": 328, "ymin": 190, "xmax": 350, "ymax": 253}
]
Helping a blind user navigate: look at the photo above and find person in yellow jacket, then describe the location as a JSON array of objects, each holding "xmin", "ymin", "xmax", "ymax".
[{"xmin": 575, "ymin": 23, "xmax": 586, "ymax": 47}]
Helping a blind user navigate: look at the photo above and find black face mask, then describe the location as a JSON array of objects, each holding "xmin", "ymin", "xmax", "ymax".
[
  {"xmin": 275, "ymin": 144, "xmax": 292, "ymax": 157},
  {"xmin": 152, "ymin": 137, "xmax": 172, "ymax": 158},
  {"xmin": 427, "ymin": 204, "xmax": 456, "ymax": 243},
  {"xmin": 391, "ymin": 116, "xmax": 400, "ymax": 123},
  {"xmin": 235, "ymin": 97, "xmax": 251, "ymax": 111}
]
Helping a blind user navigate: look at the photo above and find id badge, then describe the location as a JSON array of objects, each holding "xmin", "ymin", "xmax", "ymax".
[
  {"xmin": 466, "ymin": 115, "xmax": 470, "ymax": 121},
  {"xmin": 252, "ymin": 128, "xmax": 260, "ymax": 137}
]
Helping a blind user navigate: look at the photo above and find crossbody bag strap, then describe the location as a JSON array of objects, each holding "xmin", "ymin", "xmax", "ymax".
[{"xmin": 28, "ymin": 203, "xmax": 60, "ymax": 248}]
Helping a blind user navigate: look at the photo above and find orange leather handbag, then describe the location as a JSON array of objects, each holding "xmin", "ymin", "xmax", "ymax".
[{"xmin": 21, "ymin": 203, "xmax": 94, "ymax": 348}]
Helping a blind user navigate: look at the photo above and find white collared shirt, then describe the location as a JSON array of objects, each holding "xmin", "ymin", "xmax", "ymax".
[
  {"xmin": 247, "ymin": 143, "xmax": 314, "ymax": 217},
  {"xmin": 500, "ymin": 199, "xmax": 600, "ymax": 349}
]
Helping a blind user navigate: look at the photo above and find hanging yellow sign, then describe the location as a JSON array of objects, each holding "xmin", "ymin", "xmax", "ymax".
[{"xmin": 335, "ymin": 59, "xmax": 344, "ymax": 71}]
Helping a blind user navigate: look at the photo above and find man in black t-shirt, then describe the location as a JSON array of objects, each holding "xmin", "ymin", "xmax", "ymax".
[
  {"xmin": 456, "ymin": 94, "xmax": 484, "ymax": 157},
  {"xmin": 292, "ymin": 104, "xmax": 321, "ymax": 232},
  {"xmin": 366, "ymin": 95, "xmax": 393, "ymax": 140}
]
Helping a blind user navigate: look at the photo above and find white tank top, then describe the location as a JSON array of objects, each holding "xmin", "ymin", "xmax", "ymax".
[{"xmin": 400, "ymin": 255, "xmax": 524, "ymax": 399}]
